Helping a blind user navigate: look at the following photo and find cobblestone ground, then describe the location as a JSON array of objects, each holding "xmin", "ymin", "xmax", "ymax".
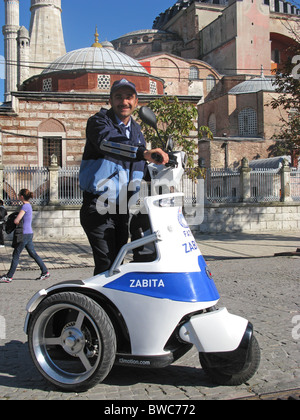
[{"xmin": 0, "ymin": 256, "xmax": 299, "ymax": 400}]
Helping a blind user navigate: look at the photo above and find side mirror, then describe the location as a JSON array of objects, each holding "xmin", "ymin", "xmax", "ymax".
[
  {"xmin": 138, "ymin": 106, "xmax": 165, "ymax": 149},
  {"xmin": 138, "ymin": 107, "xmax": 158, "ymax": 130},
  {"xmin": 166, "ymin": 137, "xmax": 174, "ymax": 152}
]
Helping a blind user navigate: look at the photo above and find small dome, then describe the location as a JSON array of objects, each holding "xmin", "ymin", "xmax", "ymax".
[
  {"xmin": 41, "ymin": 46, "xmax": 149, "ymax": 75},
  {"xmin": 229, "ymin": 73, "xmax": 277, "ymax": 95},
  {"xmin": 100, "ymin": 40, "xmax": 114, "ymax": 49}
]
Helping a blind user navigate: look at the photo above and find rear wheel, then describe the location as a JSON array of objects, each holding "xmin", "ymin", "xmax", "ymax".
[
  {"xmin": 199, "ymin": 335, "xmax": 260, "ymax": 386},
  {"xmin": 28, "ymin": 292, "xmax": 116, "ymax": 392}
]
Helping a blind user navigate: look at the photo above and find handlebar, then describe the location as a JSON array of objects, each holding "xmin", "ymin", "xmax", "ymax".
[
  {"xmin": 151, "ymin": 152, "xmax": 163, "ymax": 164},
  {"xmin": 151, "ymin": 151, "xmax": 178, "ymax": 167}
]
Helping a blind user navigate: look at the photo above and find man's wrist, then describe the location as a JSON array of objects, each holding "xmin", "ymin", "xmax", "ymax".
[{"xmin": 143, "ymin": 150, "xmax": 151, "ymax": 161}]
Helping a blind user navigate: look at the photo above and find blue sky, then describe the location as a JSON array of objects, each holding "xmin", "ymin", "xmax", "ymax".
[{"xmin": 0, "ymin": 0, "xmax": 175, "ymax": 102}]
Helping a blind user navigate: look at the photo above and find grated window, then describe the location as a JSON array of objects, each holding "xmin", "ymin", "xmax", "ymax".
[
  {"xmin": 238, "ymin": 108, "xmax": 257, "ymax": 137},
  {"xmin": 43, "ymin": 137, "xmax": 62, "ymax": 167},
  {"xmin": 189, "ymin": 66, "xmax": 199, "ymax": 80},
  {"xmin": 206, "ymin": 74, "xmax": 216, "ymax": 93},
  {"xmin": 150, "ymin": 80, "xmax": 157, "ymax": 95},
  {"xmin": 42, "ymin": 78, "xmax": 52, "ymax": 92},
  {"xmin": 98, "ymin": 74, "xmax": 111, "ymax": 90},
  {"xmin": 208, "ymin": 113, "xmax": 216, "ymax": 136}
]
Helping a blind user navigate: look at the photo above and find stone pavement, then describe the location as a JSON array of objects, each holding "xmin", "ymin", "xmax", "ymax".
[
  {"xmin": 0, "ymin": 230, "xmax": 299, "ymax": 273},
  {"xmin": 0, "ymin": 231, "xmax": 299, "ymax": 400}
]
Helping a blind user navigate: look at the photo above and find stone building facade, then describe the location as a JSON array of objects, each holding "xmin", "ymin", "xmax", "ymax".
[
  {"xmin": 112, "ymin": 0, "xmax": 299, "ymax": 168},
  {"xmin": 1, "ymin": 0, "xmax": 299, "ymax": 170},
  {"xmin": 138, "ymin": 53, "xmax": 221, "ymax": 99},
  {"xmin": 149, "ymin": 0, "xmax": 299, "ymax": 75},
  {"xmin": 0, "ymin": 42, "xmax": 165, "ymax": 167},
  {"xmin": 198, "ymin": 71, "xmax": 288, "ymax": 168}
]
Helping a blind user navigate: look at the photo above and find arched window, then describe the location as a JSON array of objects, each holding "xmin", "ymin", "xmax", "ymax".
[
  {"xmin": 208, "ymin": 113, "xmax": 216, "ymax": 136},
  {"xmin": 189, "ymin": 66, "xmax": 199, "ymax": 80},
  {"xmin": 206, "ymin": 74, "xmax": 216, "ymax": 93},
  {"xmin": 238, "ymin": 108, "xmax": 257, "ymax": 137},
  {"xmin": 38, "ymin": 119, "xmax": 66, "ymax": 167}
]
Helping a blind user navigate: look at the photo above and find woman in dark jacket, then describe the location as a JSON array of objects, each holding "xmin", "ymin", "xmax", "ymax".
[{"xmin": 0, "ymin": 200, "xmax": 7, "ymax": 247}]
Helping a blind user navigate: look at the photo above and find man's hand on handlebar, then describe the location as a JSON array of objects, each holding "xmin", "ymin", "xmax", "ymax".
[{"xmin": 144, "ymin": 148, "xmax": 169, "ymax": 165}]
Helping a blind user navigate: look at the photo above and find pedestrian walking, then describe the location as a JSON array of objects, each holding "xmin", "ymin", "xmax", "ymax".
[
  {"xmin": 0, "ymin": 189, "xmax": 50, "ymax": 283},
  {"xmin": 0, "ymin": 199, "xmax": 7, "ymax": 247}
]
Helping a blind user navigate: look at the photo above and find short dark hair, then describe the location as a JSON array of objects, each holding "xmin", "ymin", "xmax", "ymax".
[{"xmin": 19, "ymin": 189, "xmax": 33, "ymax": 201}]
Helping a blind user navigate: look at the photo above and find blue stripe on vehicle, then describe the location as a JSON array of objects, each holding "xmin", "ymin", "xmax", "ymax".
[{"xmin": 104, "ymin": 255, "xmax": 220, "ymax": 302}]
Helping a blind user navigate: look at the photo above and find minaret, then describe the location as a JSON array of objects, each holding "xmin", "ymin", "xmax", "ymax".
[
  {"xmin": 29, "ymin": 0, "xmax": 66, "ymax": 77},
  {"xmin": 2, "ymin": 0, "xmax": 20, "ymax": 102},
  {"xmin": 18, "ymin": 26, "xmax": 30, "ymax": 86}
]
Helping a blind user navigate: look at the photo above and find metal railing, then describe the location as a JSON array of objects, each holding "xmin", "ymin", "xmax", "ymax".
[
  {"xmin": 1, "ymin": 164, "xmax": 300, "ymax": 206},
  {"xmin": 291, "ymin": 168, "xmax": 300, "ymax": 201},
  {"xmin": 181, "ymin": 173, "xmax": 198, "ymax": 205},
  {"xmin": 205, "ymin": 168, "xmax": 240, "ymax": 203},
  {"xmin": 58, "ymin": 166, "xmax": 83, "ymax": 205},
  {"xmin": 3, "ymin": 166, "xmax": 49, "ymax": 205},
  {"xmin": 250, "ymin": 168, "xmax": 281, "ymax": 202}
]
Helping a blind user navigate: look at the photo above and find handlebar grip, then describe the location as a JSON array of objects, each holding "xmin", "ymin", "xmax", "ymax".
[{"xmin": 151, "ymin": 152, "xmax": 163, "ymax": 164}]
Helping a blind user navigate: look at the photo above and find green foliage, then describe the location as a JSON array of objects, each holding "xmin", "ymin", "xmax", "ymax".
[
  {"xmin": 268, "ymin": 34, "xmax": 300, "ymax": 157},
  {"xmin": 135, "ymin": 96, "xmax": 212, "ymax": 173}
]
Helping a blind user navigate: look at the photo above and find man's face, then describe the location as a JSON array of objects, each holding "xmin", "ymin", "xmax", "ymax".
[{"xmin": 109, "ymin": 86, "xmax": 138, "ymax": 124}]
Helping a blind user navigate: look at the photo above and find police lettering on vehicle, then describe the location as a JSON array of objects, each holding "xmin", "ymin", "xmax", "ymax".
[
  {"xmin": 182, "ymin": 240, "xmax": 198, "ymax": 253},
  {"xmin": 130, "ymin": 279, "xmax": 165, "ymax": 288}
]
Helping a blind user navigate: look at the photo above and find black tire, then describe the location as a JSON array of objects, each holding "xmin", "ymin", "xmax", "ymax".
[
  {"xmin": 199, "ymin": 335, "xmax": 260, "ymax": 386},
  {"xmin": 28, "ymin": 291, "xmax": 116, "ymax": 392}
]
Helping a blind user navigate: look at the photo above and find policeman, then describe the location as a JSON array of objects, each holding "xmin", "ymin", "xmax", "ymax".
[{"xmin": 79, "ymin": 79, "xmax": 168, "ymax": 275}]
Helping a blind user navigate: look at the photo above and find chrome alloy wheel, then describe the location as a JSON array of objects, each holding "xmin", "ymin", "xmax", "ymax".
[
  {"xmin": 31, "ymin": 302, "xmax": 102, "ymax": 386},
  {"xmin": 28, "ymin": 292, "xmax": 116, "ymax": 391}
]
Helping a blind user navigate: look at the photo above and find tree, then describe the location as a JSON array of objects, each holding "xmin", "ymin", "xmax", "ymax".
[
  {"xmin": 268, "ymin": 17, "xmax": 300, "ymax": 161},
  {"xmin": 136, "ymin": 96, "xmax": 212, "ymax": 178}
]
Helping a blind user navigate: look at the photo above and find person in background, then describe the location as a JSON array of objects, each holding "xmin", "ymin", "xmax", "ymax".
[
  {"xmin": 0, "ymin": 200, "xmax": 7, "ymax": 248},
  {"xmin": 0, "ymin": 189, "xmax": 50, "ymax": 283}
]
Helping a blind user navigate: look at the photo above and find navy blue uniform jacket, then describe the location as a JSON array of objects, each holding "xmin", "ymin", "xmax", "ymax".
[{"xmin": 79, "ymin": 108, "xmax": 147, "ymax": 204}]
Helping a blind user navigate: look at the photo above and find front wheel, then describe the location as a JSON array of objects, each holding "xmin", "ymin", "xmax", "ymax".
[
  {"xmin": 199, "ymin": 335, "xmax": 260, "ymax": 386},
  {"xmin": 28, "ymin": 292, "xmax": 116, "ymax": 392}
]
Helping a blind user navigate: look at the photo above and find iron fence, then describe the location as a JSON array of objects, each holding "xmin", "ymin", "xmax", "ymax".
[
  {"xmin": 291, "ymin": 168, "xmax": 300, "ymax": 201},
  {"xmin": 58, "ymin": 166, "xmax": 83, "ymax": 205},
  {"xmin": 250, "ymin": 168, "xmax": 281, "ymax": 202},
  {"xmin": 181, "ymin": 173, "xmax": 198, "ymax": 205},
  {"xmin": 205, "ymin": 168, "xmax": 240, "ymax": 203},
  {"xmin": 3, "ymin": 166, "xmax": 49, "ymax": 205},
  {"xmin": 1, "ymin": 165, "xmax": 299, "ymax": 206}
]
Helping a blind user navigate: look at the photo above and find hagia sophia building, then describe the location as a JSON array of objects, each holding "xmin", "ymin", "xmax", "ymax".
[{"xmin": 0, "ymin": 0, "xmax": 299, "ymax": 169}]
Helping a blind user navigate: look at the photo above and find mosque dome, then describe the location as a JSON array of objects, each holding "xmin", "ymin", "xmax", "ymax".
[
  {"xmin": 100, "ymin": 40, "xmax": 114, "ymax": 50},
  {"xmin": 41, "ymin": 46, "xmax": 149, "ymax": 76},
  {"xmin": 21, "ymin": 33, "xmax": 164, "ymax": 96},
  {"xmin": 229, "ymin": 70, "xmax": 277, "ymax": 95}
]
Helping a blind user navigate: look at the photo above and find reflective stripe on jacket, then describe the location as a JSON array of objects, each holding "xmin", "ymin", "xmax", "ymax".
[{"xmin": 79, "ymin": 108, "xmax": 147, "ymax": 202}]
